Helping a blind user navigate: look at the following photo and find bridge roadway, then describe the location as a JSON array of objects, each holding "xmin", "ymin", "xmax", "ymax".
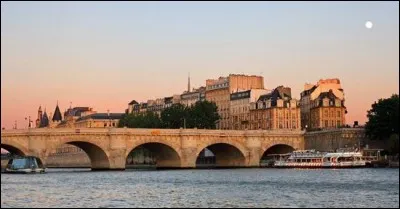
[{"xmin": 1, "ymin": 128, "xmax": 304, "ymax": 170}]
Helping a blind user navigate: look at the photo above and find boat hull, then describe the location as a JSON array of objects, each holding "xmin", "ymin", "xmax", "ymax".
[
  {"xmin": 4, "ymin": 168, "xmax": 46, "ymax": 174},
  {"xmin": 273, "ymin": 165, "xmax": 366, "ymax": 169}
]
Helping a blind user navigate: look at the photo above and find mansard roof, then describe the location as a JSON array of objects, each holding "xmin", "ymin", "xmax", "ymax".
[
  {"xmin": 316, "ymin": 90, "xmax": 338, "ymax": 101},
  {"xmin": 301, "ymin": 85, "xmax": 317, "ymax": 96},
  {"xmin": 312, "ymin": 90, "xmax": 345, "ymax": 108},
  {"xmin": 64, "ymin": 107, "xmax": 91, "ymax": 117},
  {"xmin": 76, "ymin": 113, "xmax": 125, "ymax": 122},
  {"xmin": 128, "ymin": 100, "xmax": 138, "ymax": 105},
  {"xmin": 258, "ymin": 86, "xmax": 291, "ymax": 102}
]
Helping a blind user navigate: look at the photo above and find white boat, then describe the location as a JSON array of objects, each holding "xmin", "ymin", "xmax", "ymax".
[
  {"xmin": 4, "ymin": 156, "xmax": 46, "ymax": 174},
  {"xmin": 273, "ymin": 149, "xmax": 366, "ymax": 168}
]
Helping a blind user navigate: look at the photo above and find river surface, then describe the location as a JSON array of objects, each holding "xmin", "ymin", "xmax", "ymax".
[{"xmin": 1, "ymin": 168, "xmax": 399, "ymax": 208}]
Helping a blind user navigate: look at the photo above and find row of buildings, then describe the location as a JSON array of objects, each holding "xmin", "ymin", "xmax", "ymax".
[
  {"xmin": 32, "ymin": 74, "xmax": 346, "ymax": 131},
  {"xmin": 34, "ymin": 104, "xmax": 124, "ymax": 129},
  {"xmin": 30, "ymin": 74, "xmax": 347, "ymax": 159},
  {"xmin": 124, "ymin": 74, "xmax": 347, "ymax": 131}
]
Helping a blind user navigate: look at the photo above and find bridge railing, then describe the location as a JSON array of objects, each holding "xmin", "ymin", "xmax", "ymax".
[{"xmin": 1, "ymin": 127, "xmax": 305, "ymax": 137}]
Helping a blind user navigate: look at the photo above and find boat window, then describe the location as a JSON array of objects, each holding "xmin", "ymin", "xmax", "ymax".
[{"xmin": 10, "ymin": 159, "xmax": 29, "ymax": 169}]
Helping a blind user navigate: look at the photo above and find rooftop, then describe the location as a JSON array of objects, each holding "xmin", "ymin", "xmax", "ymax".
[{"xmin": 76, "ymin": 113, "xmax": 125, "ymax": 122}]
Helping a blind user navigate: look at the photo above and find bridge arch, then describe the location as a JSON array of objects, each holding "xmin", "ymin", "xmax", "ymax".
[
  {"xmin": 46, "ymin": 139, "xmax": 111, "ymax": 170},
  {"xmin": 125, "ymin": 140, "xmax": 182, "ymax": 168},
  {"xmin": 196, "ymin": 140, "xmax": 248, "ymax": 168},
  {"xmin": 1, "ymin": 141, "xmax": 30, "ymax": 157},
  {"xmin": 260, "ymin": 144, "xmax": 295, "ymax": 165}
]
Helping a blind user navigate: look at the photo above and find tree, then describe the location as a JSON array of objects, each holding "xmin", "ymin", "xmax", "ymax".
[
  {"xmin": 365, "ymin": 94, "xmax": 399, "ymax": 140},
  {"xmin": 388, "ymin": 134, "xmax": 399, "ymax": 155},
  {"xmin": 118, "ymin": 114, "xmax": 129, "ymax": 127},
  {"xmin": 118, "ymin": 112, "xmax": 162, "ymax": 128},
  {"xmin": 187, "ymin": 101, "xmax": 220, "ymax": 129},
  {"xmin": 160, "ymin": 104, "xmax": 188, "ymax": 129},
  {"xmin": 119, "ymin": 101, "xmax": 220, "ymax": 129}
]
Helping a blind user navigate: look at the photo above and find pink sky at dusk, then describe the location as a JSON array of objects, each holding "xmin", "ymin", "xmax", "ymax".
[{"xmin": 1, "ymin": 2, "xmax": 399, "ymax": 129}]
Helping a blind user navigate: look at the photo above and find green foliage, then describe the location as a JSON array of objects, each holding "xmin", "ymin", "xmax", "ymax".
[
  {"xmin": 388, "ymin": 134, "xmax": 399, "ymax": 155},
  {"xmin": 118, "ymin": 112, "xmax": 162, "ymax": 128},
  {"xmin": 160, "ymin": 103, "xmax": 188, "ymax": 129},
  {"xmin": 365, "ymin": 94, "xmax": 399, "ymax": 140},
  {"xmin": 118, "ymin": 101, "xmax": 221, "ymax": 129},
  {"xmin": 186, "ymin": 101, "xmax": 220, "ymax": 129}
]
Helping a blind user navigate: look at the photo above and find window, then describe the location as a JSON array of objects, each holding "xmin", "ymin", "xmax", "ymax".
[
  {"xmin": 337, "ymin": 110, "xmax": 341, "ymax": 117},
  {"xmin": 324, "ymin": 120, "xmax": 328, "ymax": 127},
  {"xmin": 337, "ymin": 120, "xmax": 341, "ymax": 127}
]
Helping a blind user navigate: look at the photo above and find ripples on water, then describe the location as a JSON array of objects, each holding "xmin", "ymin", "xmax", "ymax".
[{"xmin": 1, "ymin": 168, "xmax": 399, "ymax": 208}]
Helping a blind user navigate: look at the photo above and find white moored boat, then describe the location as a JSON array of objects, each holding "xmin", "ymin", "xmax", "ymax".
[
  {"xmin": 273, "ymin": 149, "xmax": 366, "ymax": 168},
  {"xmin": 4, "ymin": 156, "xmax": 46, "ymax": 174}
]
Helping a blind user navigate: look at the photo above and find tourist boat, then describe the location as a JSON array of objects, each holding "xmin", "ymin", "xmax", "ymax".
[
  {"xmin": 4, "ymin": 156, "xmax": 46, "ymax": 174},
  {"xmin": 272, "ymin": 149, "xmax": 366, "ymax": 168}
]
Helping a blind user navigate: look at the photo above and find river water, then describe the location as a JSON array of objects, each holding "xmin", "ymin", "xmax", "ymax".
[{"xmin": 1, "ymin": 168, "xmax": 399, "ymax": 208}]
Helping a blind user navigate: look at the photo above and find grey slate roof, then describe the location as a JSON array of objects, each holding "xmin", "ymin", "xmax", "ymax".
[
  {"xmin": 40, "ymin": 111, "xmax": 49, "ymax": 127},
  {"xmin": 64, "ymin": 107, "xmax": 91, "ymax": 117},
  {"xmin": 128, "ymin": 100, "xmax": 138, "ymax": 105},
  {"xmin": 52, "ymin": 105, "xmax": 62, "ymax": 121},
  {"xmin": 76, "ymin": 113, "xmax": 125, "ymax": 122}
]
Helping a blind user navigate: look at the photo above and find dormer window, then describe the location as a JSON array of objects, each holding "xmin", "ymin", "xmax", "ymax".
[
  {"xmin": 277, "ymin": 99, "xmax": 284, "ymax": 107},
  {"xmin": 335, "ymin": 99, "xmax": 341, "ymax": 107},
  {"xmin": 323, "ymin": 98, "xmax": 329, "ymax": 107}
]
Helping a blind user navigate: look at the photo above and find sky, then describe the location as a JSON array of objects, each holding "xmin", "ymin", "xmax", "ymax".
[{"xmin": 1, "ymin": 1, "xmax": 399, "ymax": 129}]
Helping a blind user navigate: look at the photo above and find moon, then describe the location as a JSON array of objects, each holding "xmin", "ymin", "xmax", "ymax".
[{"xmin": 365, "ymin": 21, "xmax": 373, "ymax": 29}]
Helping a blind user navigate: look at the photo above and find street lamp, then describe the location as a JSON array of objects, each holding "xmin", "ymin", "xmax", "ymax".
[
  {"xmin": 180, "ymin": 117, "xmax": 186, "ymax": 129},
  {"xmin": 107, "ymin": 109, "xmax": 111, "ymax": 127},
  {"xmin": 25, "ymin": 116, "xmax": 31, "ymax": 129},
  {"xmin": 166, "ymin": 113, "xmax": 170, "ymax": 129}
]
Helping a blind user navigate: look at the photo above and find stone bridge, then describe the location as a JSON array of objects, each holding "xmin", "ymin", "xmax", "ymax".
[{"xmin": 1, "ymin": 128, "xmax": 304, "ymax": 170}]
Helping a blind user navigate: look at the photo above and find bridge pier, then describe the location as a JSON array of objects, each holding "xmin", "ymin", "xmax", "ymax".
[
  {"xmin": 246, "ymin": 148, "xmax": 263, "ymax": 168},
  {"xmin": 106, "ymin": 149, "xmax": 127, "ymax": 170},
  {"xmin": 179, "ymin": 148, "xmax": 197, "ymax": 168}
]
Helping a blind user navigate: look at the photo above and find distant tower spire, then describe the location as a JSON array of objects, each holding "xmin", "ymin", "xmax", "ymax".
[
  {"xmin": 188, "ymin": 73, "xmax": 191, "ymax": 92},
  {"xmin": 36, "ymin": 105, "xmax": 43, "ymax": 128},
  {"xmin": 52, "ymin": 101, "xmax": 63, "ymax": 122}
]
